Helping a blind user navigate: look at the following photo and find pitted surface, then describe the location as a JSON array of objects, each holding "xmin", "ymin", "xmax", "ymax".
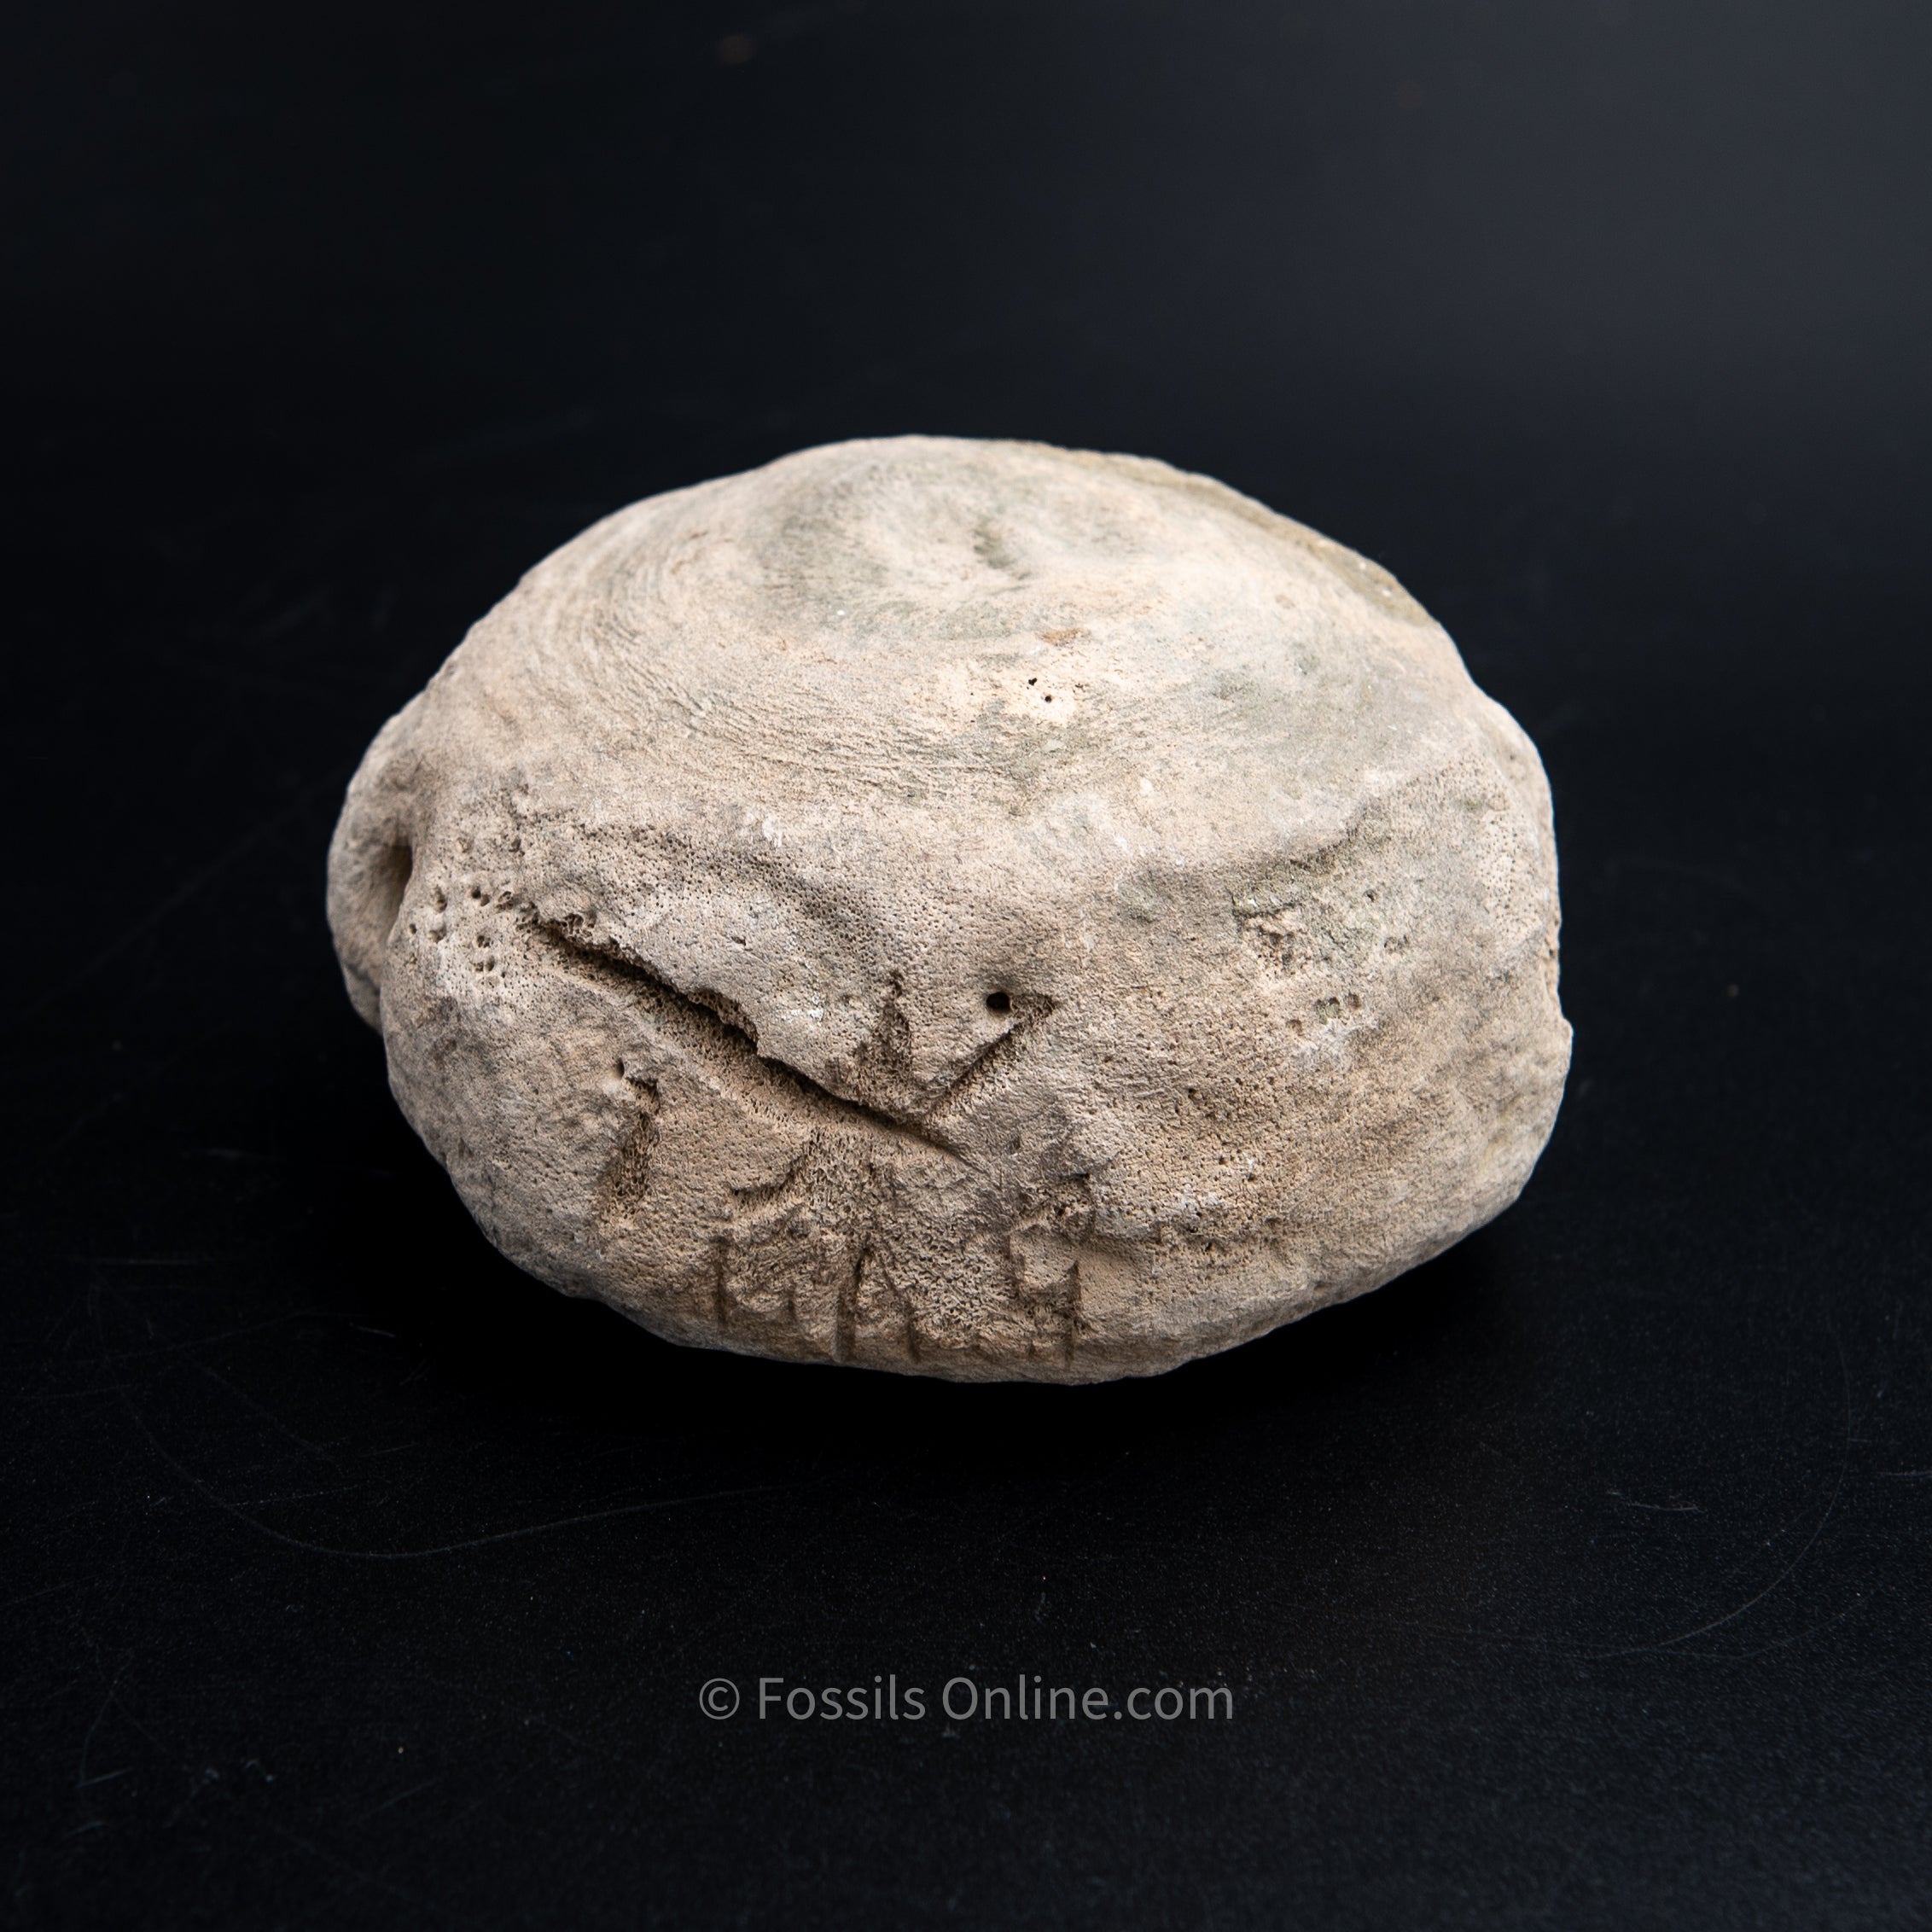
[{"xmin": 328, "ymin": 436, "xmax": 1570, "ymax": 1380}]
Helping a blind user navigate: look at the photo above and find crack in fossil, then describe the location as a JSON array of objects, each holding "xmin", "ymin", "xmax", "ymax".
[{"xmin": 528, "ymin": 914, "xmax": 970, "ymax": 1166}]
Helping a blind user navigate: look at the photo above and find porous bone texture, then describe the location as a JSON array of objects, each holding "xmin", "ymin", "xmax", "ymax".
[{"xmin": 329, "ymin": 437, "xmax": 1570, "ymax": 1382}]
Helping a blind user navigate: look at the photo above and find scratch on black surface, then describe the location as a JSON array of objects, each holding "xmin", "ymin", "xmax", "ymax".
[
  {"xmin": 85, "ymin": 1309, "xmax": 322, "ymax": 1362},
  {"xmin": 2, "ymin": 1578, "xmax": 90, "ymax": 1611},
  {"xmin": 136, "ymin": 1411, "xmax": 778, "ymax": 1559},
  {"xmin": 229, "ymin": 1485, "xmax": 369, "ymax": 1509},
  {"xmin": 197, "ymin": 1363, "xmax": 335, "ymax": 1460},
  {"xmin": 86, "ymin": 1284, "xmax": 784, "ymax": 1561},
  {"xmin": 75, "ymin": 1663, "xmax": 130, "ymax": 1793},
  {"xmin": 128, "ymin": 1391, "xmax": 777, "ymax": 1557},
  {"xmin": 1588, "ymin": 1324, "xmax": 1855, "ymax": 1661},
  {"xmin": 358, "ymin": 1776, "xmax": 446, "ymax": 1820},
  {"xmin": 14, "ymin": 759, "xmax": 352, "ymax": 1032}
]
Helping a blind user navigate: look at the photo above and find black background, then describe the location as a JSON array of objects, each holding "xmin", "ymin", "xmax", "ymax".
[{"xmin": 5, "ymin": 3, "xmax": 1929, "ymax": 1925}]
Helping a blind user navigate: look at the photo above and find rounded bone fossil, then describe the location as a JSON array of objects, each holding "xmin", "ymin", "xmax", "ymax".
[{"xmin": 329, "ymin": 437, "xmax": 1570, "ymax": 1381}]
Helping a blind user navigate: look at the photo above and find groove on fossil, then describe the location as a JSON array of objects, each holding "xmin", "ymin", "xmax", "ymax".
[
  {"xmin": 527, "ymin": 913, "xmax": 969, "ymax": 1164},
  {"xmin": 922, "ymin": 989, "xmax": 1057, "ymax": 1123},
  {"xmin": 835, "ymin": 1238, "xmax": 868, "ymax": 1365},
  {"xmin": 596, "ymin": 1071, "xmax": 661, "ymax": 1219},
  {"xmin": 727, "ymin": 1143, "xmax": 813, "ymax": 1209}
]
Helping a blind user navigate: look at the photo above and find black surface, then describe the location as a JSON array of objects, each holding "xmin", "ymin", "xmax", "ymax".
[{"xmin": 5, "ymin": 3, "xmax": 1929, "ymax": 1926}]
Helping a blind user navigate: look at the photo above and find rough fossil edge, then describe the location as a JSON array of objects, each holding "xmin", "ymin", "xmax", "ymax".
[{"xmin": 329, "ymin": 436, "xmax": 1572, "ymax": 1382}]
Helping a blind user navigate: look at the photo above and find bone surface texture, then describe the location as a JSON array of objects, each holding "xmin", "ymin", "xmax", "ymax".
[{"xmin": 329, "ymin": 437, "xmax": 1571, "ymax": 1381}]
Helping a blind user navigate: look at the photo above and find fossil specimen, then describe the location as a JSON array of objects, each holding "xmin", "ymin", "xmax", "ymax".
[{"xmin": 329, "ymin": 437, "xmax": 1569, "ymax": 1380}]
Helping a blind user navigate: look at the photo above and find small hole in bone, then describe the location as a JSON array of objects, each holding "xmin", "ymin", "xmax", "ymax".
[
  {"xmin": 369, "ymin": 842, "xmax": 414, "ymax": 946},
  {"xmin": 985, "ymin": 989, "xmax": 1010, "ymax": 1015}
]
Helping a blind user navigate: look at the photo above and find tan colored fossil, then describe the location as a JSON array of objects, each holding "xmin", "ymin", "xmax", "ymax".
[{"xmin": 329, "ymin": 437, "xmax": 1569, "ymax": 1381}]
